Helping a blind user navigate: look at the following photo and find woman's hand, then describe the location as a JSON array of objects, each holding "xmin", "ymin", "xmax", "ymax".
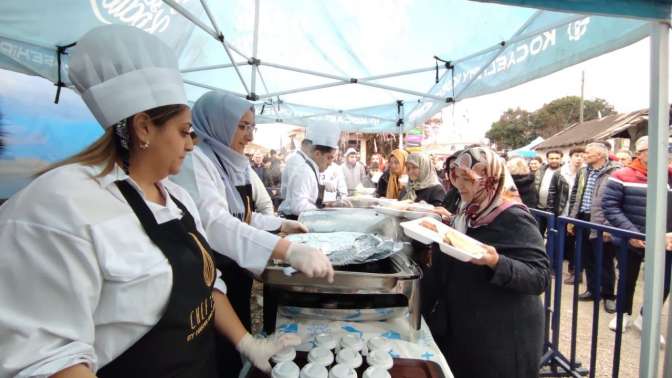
[
  {"xmin": 280, "ymin": 220, "xmax": 309, "ymax": 235},
  {"xmin": 469, "ymin": 244, "xmax": 499, "ymax": 269},
  {"xmin": 236, "ymin": 333, "xmax": 302, "ymax": 372},
  {"xmin": 432, "ymin": 206, "xmax": 453, "ymax": 223}
]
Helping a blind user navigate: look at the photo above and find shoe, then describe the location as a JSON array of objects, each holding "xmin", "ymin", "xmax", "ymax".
[
  {"xmin": 564, "ymin": 274, "xmax": 583, "ymax": 285},
  {"xmin": 632, "ymin": 314, "xmax": 665, "ymax": 347},
  {"xmin": 609, "ymin": 314, "xmax": 631, "ymax": 332},
  {"xmin": 578, "ymin": 291, "xmax": 594, "ymax": 301},
  {"xmin": 604, "ymin": 299, "xmax": 617, "ymax": 314},
  {"xmin": 634, "ymin": 313, "xmax": 643, "ymax": 332}
]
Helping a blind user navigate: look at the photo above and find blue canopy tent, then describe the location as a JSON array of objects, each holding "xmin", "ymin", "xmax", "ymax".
[{"xmin": 0, "ymin": 1, "xmax": 671, "ymax": 376}]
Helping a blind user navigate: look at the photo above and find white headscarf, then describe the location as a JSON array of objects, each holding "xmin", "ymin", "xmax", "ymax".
[
  {"xmin": 192, "ymin": 91, "xmax": 254, "ymax": 219},
  {"xmin": 402, "ymin": 153, "xmax": 441, "ymax": 202}
]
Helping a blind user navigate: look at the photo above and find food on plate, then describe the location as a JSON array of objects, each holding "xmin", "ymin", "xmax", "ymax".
[
  {"xmin": 443, "ymin": 229, "xmax": 486, "ymax": 255},
  {"xmin": 419, "ymin": 220, "xmax": 438, "ymax": 233}
]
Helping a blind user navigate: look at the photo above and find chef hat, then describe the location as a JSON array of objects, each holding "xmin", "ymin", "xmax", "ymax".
[
  {"xmin": 309, "ymin": 123, "xmax": 341, "ymax": 149},
  {"xmin": 635, "ymin": 136, "xmax": 649, "ymax": 152},
  {"xmin": 344, "ymin": 148, "xmax": 358, "ymax": 157},
  {"xmin": 68, "ymin": 24, "xmax": 188, "ymax": 128}
]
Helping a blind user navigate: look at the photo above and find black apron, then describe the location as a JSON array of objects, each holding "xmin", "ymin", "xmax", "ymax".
[
  {"xmin": 281, "ymin": 155, "xmax": 325, "ymax": 220},
  {"xmin": 213, "ymin": 154, "xmax": 258, "ymax": 376},
  {"xmin": 98, "ymin": 181, "xmax": 217, "ymax": 378}
]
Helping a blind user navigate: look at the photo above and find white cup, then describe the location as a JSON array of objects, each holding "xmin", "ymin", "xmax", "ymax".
[
  {"xmin": 308, "ymin": 346, "xmax": 334, "ymax": 367},
  {"xmin": 300, "ymin": 362, "xmax": 329, "ymax": 378},
  {"xmin": 335, "ymin": 347, "xmax": 362, "ymax": 369},
  {"xmin": 315, "ymin": 333, "xmax": 339, "ymax": 350},
  {"xmin": 366, "ymin": 349, "xmax": 393, "ymax": 370},
  {"xmin": 362, "ymin": 365, "xmax": 391, "ymax": 378},
  {"xmin": 272, "ymin": 346, "xmax": 297, "ymax": 364},
  {"xmin": 339, "ymin": 334, "xmax": 364, "ymax": 353},
  {"xmin": 366, "ymin": 337, "xmax": 392, "ymax": 353},
  {"xmin": 328, "ymin": 364, "xmax": 357, "ymax": 378},
  {"xmin": 272, "ymin": 361, "xmax": 300, "ymax": 378}
]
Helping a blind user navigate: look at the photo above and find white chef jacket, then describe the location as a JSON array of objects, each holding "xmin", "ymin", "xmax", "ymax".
[
  {"xmin": 0, "ymin": 163, "xmax": 227, "ymax": 377},
  {"xmin": 280, "ymin": 150, "xmax": 306, "ymax": 200},
  {"xmin": 250, "ymin": 169, "xmax": 274, "ymax": 215},
  {"xmin": 278, "ymin": 154, "xmax": 321, "ymax": 216},
  {"xmin": 171, "ymin": 147, "xmax": 282, "ymax": 275}
]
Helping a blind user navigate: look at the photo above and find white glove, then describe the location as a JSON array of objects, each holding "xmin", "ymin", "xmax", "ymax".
[
  {"xmin": 280, "ymin": 220, "xmax": 309, "ymax": 234},
  {"xmin": 286, "ymin": 243, "xmax": 335, "ymax": 282},
  {"xmin": 328, "ymin": 198, "xmax": 352, "ymax": 208},
  {"xmin": 236, "ymin": 333, "xmax": 302, "ymax": 373},
  {"xmin": 324, "ymin": 180, "xmax": 338, "ymax": 192}
]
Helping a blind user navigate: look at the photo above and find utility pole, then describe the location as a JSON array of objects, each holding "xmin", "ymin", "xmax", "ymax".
[{"xmin": 579, "ymin": 70, "xmax": 585, "ymax": 123}]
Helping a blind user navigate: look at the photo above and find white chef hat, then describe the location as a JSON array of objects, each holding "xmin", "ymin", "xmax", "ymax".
[
  {"xmin": 309, "ymin": 123, "xmax": 341, "ymax": 149},
  {"xmin": 68, "ymin": 24, "xmax": 188, "ymax": 129}
]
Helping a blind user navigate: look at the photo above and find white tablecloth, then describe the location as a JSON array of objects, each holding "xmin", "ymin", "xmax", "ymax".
[{"xmin": 270, "ymin": 311, "xmax": 453, "ymax": 378}]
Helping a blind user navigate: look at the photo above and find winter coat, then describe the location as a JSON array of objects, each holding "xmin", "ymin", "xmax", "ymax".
[
  {"xmin": 426, "ymin": 205, "xmax": 550, "ymax": 378},
  {"xmin": 398, "ymin": 184, "xmax": 446, "ymax": 207},
  {"xmin": 602, "ymin": 164, "xmax": 672, "ymax": 235},
  {"xmin": 512, "ymin": 173, "xmax": 539, "ymax": 209},
  {"xmin": 568, "ymin": 160, "xmax": 620, "ymax": 238},
  {"xmin": 547, "ymin": 170, "xmax": 570, "ymax": 216}
]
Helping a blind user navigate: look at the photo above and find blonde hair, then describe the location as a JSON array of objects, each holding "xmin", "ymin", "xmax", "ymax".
[
  {"xmin": 507, "ymin": 157, "xmax": 530, "ymax": 175},
  {"xmin": 38, "ymin": 104, "xmax": 188, "ymax": 177}
]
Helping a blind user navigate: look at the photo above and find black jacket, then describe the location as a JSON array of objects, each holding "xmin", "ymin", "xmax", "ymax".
[
  {"xmin": 547, "ymin": 170, "xmax": 570, "ymax": 216},
  {"xmin": 427, "ymin": 205, "xmax": 550, "ymax": 378},
  {"xmin": 399, "ymin": 184, "xmax": 446, "ymax": 207},
  {"xmin": 512, "ymin": 173, "xmax": 538, "ymax": 209},
  {"xmin": 376, "ymin": 170, "xmax": 391, "ymax": 198}
]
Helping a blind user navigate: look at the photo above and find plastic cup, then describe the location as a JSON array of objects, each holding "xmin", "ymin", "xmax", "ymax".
[
  {"xmin": 362, "ymin": 365, "xmax": 391, "ymax": 378},
  {"xmin": 339, "ymin": 334, "xmax": 364, "ymax": 353},
  {"xmin": 300, "ymin": 362, "xmax": 329, "ymax": 378},
  {"xmin": 307, "ymin": 346, "xmax": 334, "ymax": 367},
  {"xmin": 272, "ymin": 346, "xmax": 297, "ymax": 364},
  {"xmin": 366, "ymin": 349, "xmax": 394, "ymax": 370},
  {"xmin": 335, "ymin": 347, "xmax": 362, "ymax": 369},
  {"xmin": 366, "ymin": 336, "xmax": 392, "ymax": 353},
  {"xmin": 315, "ymin": 333, "xmax": 339, "ymax": 350},
  {"xmin": 272, "ymin": 361, "xmax": 300, "ymax": 378},
  {"xmin": 328, "ymin": 364, "xmax": 357, "ymax": 378}
]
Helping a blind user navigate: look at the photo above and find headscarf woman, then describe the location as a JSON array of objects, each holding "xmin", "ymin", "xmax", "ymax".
[
  {"xmin": 171, "ymin": 91, "xmax": 333, "ymax": 376},
  {"xmin": 400, "ymin": 153, "xmax": 446, "ymax": 206},
  {"xmin": 0, "ymin": 25, "xmax": 297, "ymax": 378},
  {"xmin": 376, "ymin": 149, "xmax": 408, "ymax": 199},
  {"xmin": 426, "ymin": 146, "xmax": 550, "ymax": 378}
]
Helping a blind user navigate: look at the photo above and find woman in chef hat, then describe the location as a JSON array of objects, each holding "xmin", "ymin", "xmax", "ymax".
[{"xmin": 0, "ymin": 24, "xmax": 297, "ymax": 378}]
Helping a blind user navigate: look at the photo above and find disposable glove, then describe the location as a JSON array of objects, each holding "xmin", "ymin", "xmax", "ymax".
[
  {"xmin": 280, "ymin": 220, "xmax": 309, "ymax": 234},
  {"xmin": 236, "ymin": 333, "xmax": 302, "ymax": 373},
  {"xmin": 328, "ymin": 198, "xmax": 352, "ymax": 208},
  {"xmin": 286, "ymin": 243, "xmax": 335, "ymax": 282}
]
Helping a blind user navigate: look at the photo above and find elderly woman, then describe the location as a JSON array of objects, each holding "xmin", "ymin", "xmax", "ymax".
[
  {"xmin": 400, "ymin": 153, "xmax": 446, "ymax": 206},
  {"xmin": 507, "ymin": 156, "xmax": 539, "ymax": 208},
  {"xmin": 426, "ymin": 147, "xmax": 550, "ymax": 378},
  {"xmin": 376, "ymin": 149, "xmax": 408, "ymax": 199}
]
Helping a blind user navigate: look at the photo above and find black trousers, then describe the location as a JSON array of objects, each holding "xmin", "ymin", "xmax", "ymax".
[
  {"xmin": 576, "ymin": 213, "xmax": 616, "ymax": 299},
  {"xmin": 619, "ymin": 247, "xmax": 672, "ymax": 314}
]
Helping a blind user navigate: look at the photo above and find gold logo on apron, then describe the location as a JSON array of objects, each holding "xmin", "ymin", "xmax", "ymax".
[{"xmin": 188, "ymin": 232, "xmax": 216, "ymax": 287}]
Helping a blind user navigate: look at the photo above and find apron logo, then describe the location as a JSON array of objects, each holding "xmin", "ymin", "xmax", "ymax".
[
  {"xmin": 189, "ymin": 233, "xmax": 216, "ymax": 287},
  {"xmin": 89, "ymin": 0, "xmax": 188, "ymax": 34}
]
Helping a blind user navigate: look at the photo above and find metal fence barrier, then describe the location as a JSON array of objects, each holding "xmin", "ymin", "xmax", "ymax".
[{"xmin": 530, "ymin": 209, "xmax": 645, "ymax": 378}]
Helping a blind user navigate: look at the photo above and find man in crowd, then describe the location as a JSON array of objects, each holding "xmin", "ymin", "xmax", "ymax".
[
  {"xmin": 616, "ymin": 149, "xmax": 633, "ymax": 166},
  {"xmin": 602, "ymin": 136, "xmax": 672, "ymax": 340},
  {"xmin": 535, "ymin": 150, "xmax": 564, "ymax": 234},
  {"xmin": 567, "ymin": 142, "xmax": 621, "ymax": 313},
  {"xmin": 341, "ymin": 148, "xmax": 371, "ymax": 191},
  {"xmin": 251, "ymin": 151, "xmax": 271, "ymax": 187},
  {"xmin": 547, "ymin": 147, "xmax": 585, "ymax": 284}
]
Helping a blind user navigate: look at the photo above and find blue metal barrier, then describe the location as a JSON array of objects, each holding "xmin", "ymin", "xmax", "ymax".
[{"xmin": 530, "ymin": 208, "xmax": 645, "ymax": 378}]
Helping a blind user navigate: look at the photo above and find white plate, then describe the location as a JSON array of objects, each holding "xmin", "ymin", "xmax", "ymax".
[
  {"xmin": 372, "ymin": 205, "xmax": 439, "ymax": 220},
  {"xmin": 400, "ymin": 217, "xmax": 484, "ymax": 261}
]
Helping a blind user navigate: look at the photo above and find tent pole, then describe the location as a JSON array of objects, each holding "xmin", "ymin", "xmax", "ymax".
[
  {"xmin": 261, "ymin": 61, "xmax": 349, "ymax": 81},
  {"xmin": 251, "ymin": 0, "xmax": 260, "ymax": 96},
  {"xmin": 183, "ymin": 79, "xmax": 247, "ymax": 98},
  {"xmin": 359, "ymin": 65, "xmax": 445, "ymax": 82},
  {"xmin": 398, "ymin": 101, "xmax": 405, "ymax": 150},
  {"xmin": 359, "ymin": 81, "xmax": 446, "ymax": 102},
  {"xmin": 641, "ymin": 20, "xmax": 669, "ymax": 378},
  {"xmin": 180, "ymin": 62, "xmax": 248, "ymax": 73},
  {"xmin": 164, "ymin": 0, "xmax": 217, "ymax": 38},
  {"xmin": 256, "ymin": 81, "xmax": 349, "ymax": 99}
]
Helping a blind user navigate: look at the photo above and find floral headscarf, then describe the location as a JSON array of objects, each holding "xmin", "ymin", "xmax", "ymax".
[
  {"xmin": 449, "ymin": 147, "xmax": 512, "ymax": 232},
  {"xmin": 402, "ymin": 153, "xmax": 441, "ymax": 202}
]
